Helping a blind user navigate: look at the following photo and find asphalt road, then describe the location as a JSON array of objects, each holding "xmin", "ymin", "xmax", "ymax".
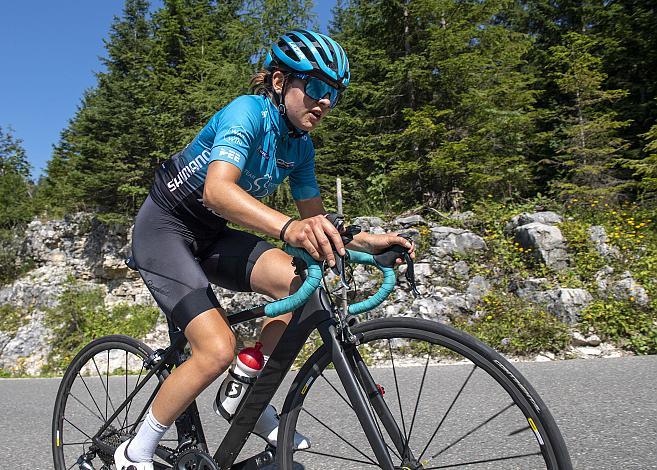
[{"xmin": 1, "ymin": 355, "xmax": 655, "ymax": 469}]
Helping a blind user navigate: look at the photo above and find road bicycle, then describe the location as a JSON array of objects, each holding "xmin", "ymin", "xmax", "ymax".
[{"xmin": 52, "ymin": 220, "xmax": 573, "ymax": 469}]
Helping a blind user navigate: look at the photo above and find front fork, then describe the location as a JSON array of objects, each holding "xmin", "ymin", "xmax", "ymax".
[
  {"xmin": 318, "ymin": 321, "xmax": 397, "ymax": 470},
  {"xmin": 333, "ymin": 320, "xmax": 421, "ymax": 468}
]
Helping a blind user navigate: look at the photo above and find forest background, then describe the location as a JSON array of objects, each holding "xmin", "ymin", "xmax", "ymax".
[
  {"xmin": 1, "ymin": 0, "xmax": 657, "ymax": 359},
  {"xmin": 2, "ymin": 0, "xmax": 657, "ymax": 225}
]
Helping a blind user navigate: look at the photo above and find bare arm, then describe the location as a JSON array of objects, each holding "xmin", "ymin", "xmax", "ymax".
[
  {"xmin": 203, "ymin": 161, "xmax": 345, "ymax": 265},
  {"xmin": 203, "ymin": 161, "xmax": 290, "ymax": 238}
]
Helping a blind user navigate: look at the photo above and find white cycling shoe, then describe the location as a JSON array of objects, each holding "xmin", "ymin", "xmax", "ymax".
[
  {"xmin": 114, "ymin": 439, "xmax": 154, "ymax": 470},
  {"xmin": 253, "ymin": 404, "xmax": 311, "ymax": 450}
]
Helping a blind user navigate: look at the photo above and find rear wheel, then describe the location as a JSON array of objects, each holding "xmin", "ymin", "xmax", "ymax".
[
  {"xmin": 52, "ymin": 335, "xmax": 173, "ymax": 469},
  {"xmin": 277, "ymin": 317, "xmax": 572, "ymax": 469}
]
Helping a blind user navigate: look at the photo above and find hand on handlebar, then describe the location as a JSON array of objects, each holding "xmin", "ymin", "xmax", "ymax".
[
  {"xmin": 283, "ymin": 215, "xmax": 346, "ymax": 267},
  {"xmin": 365, "ymin": 232, "xmax": 416, "ymax": 264}
]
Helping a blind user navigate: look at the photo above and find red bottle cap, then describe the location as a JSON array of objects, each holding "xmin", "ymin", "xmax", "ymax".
[{"xmin": 237, "ymin": 341, "xmax": 265, "ymax": 371}]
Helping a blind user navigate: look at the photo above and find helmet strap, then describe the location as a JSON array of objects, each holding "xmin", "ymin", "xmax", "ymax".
[{"xmin": 275, "ymin": 73, "xmax": 307, "ymax": 139}]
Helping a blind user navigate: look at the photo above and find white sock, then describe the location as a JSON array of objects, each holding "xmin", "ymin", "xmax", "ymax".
[{"xmin": 127, "ymin": 408, "xmax": 170, "ymax": 462}]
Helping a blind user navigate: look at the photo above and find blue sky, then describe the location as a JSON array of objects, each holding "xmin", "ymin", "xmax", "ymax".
[{"xmin": 0, "ymin": 1, "xmax": 335, "ymax": 179}]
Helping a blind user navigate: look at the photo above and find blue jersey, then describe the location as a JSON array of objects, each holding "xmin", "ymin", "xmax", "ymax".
[{"xmin": 150, "ymin": 95, "xmax": 320, "ymax": 229}]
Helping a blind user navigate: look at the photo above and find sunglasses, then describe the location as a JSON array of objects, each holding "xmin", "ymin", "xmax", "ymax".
[{"xmin": 292, "ymin": 73, "xmax": 342, "ymax": 108}]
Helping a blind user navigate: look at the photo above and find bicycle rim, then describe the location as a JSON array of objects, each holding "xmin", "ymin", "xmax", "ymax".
[
  {"xmin": 277, "ymin": 317, "xmax": 572, "ymax": 470},
  {"xmin": 51, "ymin": 335, "xmax": 171, "ymax": 470}
]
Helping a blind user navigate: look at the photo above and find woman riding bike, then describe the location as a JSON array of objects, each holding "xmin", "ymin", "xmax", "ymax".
[{"xmin": 116, "ymin": 29, "xmax": 414, "ymax": 469}]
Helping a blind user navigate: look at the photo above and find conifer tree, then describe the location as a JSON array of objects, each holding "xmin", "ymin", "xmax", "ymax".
[
  {"xmin": 545, "ymin": 32, "xmax": 630, "ymax": 202},
  {"xmin": 0, "ymin": 126, "xmax": 34, "ymax": 228},
  {"xmin": 42, "ymin": 0, "xmax": 155, "ymax": 217},
  {"xmin": 318, "ymin": 0, "xmax": 538, "ymax": 212}
]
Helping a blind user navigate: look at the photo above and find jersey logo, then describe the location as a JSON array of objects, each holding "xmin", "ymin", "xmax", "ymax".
[
  {"xmin": 219, "ymin": 148, "xmax": 242, "ymax": 164},
  {"xmin": 224, "ymin": 126, "xmax": 248, "ymax": 146},
  {"xmin": 258, "ymin": 147, "xmax": 270, "ymax": 160},
  {"xmin": 166, "ymin": 149, "xmax": 211, "ymax": 192},
  {"xmin": 276, "ymin": 159, "xmax": 295, "ymax": 169}
]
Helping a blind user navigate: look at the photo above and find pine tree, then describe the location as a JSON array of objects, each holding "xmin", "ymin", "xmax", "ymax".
[
  {"xmin": 545, "ymin": 32, "xmax": 631, "ymax": 202},
  {"xmin": 42, "ymin": 0, "xmax": 155, "ymax": 217},
  {"xmin": 317, "ymin": 0, "xmax": 539, "ymax": 212},
  {"xmin": 0, "ymin": 126, "xmax": 34, "ymax": 228}
]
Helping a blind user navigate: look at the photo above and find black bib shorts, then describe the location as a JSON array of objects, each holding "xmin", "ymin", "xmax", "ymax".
[{"xmin": 132, "ymin": 195, "xmax": 275, "ymax": 331}]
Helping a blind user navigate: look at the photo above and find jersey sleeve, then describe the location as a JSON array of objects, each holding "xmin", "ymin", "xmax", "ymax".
[
  {"xmin": 208, "ymin": 96, "xmax": 263, "ymax": 171},
  {"xmin": 289, "ymin": 141, "xmax": 321, "ymax": 200}
]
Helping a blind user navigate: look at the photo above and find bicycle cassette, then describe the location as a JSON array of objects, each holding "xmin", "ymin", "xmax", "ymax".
[{"xmin": 174, "ymin": 448, "xmax": 219, "ymax": 470}]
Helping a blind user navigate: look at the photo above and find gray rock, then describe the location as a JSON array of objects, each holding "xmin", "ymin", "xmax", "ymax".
[
  {"xmin": 594, "ymin": 266, "xmax": 615, "ymax": 292},
  {"xmin": 514, "ymin": 284, "xmax": 592, "ymax": 324},
  {"xmin": 570, "ymin": 331, "xmax": 600, "ymax": 347},
  {"xmin": 449, "ymin": 211, "xmax": 475, "ymax": 222},
  {"xmin": 393, "ymin": 214, "xmax": 427, "ymax": 228},
  {"xmin": 587, "ymin": 226, "xmax": 620, "ymax": 260},
  {"xmin": 352, "ymin": 216, "xmax": 384, "ymax": 232},
  {"xmin": 610, "ymin": 271, "xmax": 650, "ymax": 307},
  {"xmin": 0, "ymin": 312, "xmax": 50, "ymax": 375},
  {"xmin": 547, "ymin": 288, "xmax": 593, "ymax": 324},
  {"xmin": 505, "ymin": 211, "xmax": 563, "ymax": 234},
  {"xmin": 510, "ymin": 278, "xmax": 550, "ymax": 300},
  {"xmin": 465, "ymin": 276, "xmax": 491, "ymax": 308},
  {"xmin": 453, "ymin": 260, "xmax": 470, "ymax": 279},
  {"xmin": 430, "ymin": 227, "xmax": 487, "ymax": 256},
  {"xmin": 514, "ymin": 222, "xmax": 569, "ymax": 271},
  {"xmin": 409, "ymin": 296, "xmax": 451, "ymax": 321}
]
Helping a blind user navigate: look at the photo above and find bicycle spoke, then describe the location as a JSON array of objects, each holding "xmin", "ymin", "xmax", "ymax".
[
  {"xmin": 66, "ymin": 460, "xmax": 80, "ymax": 470},
  {"xmin": 431, "ymin": 403, "xmax": 515, "ymax": 459},
  {"xmin": 106, "ymin": 350, "xmax": 110, "ymax": 420},
  {"xmin": 354, "ymin": 360, "xmax": 401, "ymax": 461},
  {"xmin": 63, "ymin": 416, "xmax": 94, "ymax": 441},
  {"xmin": 509, "ymin": 424, "xmax": 532, "ymax": 436},
  {"xmin": 124, "ymin": 351, "xmax": 128, "ymax": 426},
  {"xmin": 388, "ymin": 340, "xmax": 408, "ymax": 444},
  {"xmin": 298, "ymin": 448, "xmax": 380, "ymax": 466},
  {"xmin": 323, "ymin": 369, "xmax": 402, "ymax": 461},
  {"xmin": 320, "ymin": 371, "xmax": 353, "ymax": 410},
  {"xmin": 418, "ymin": 364, "xmax": 477, "ymax": 461},
  {"xmin": 91, "ymin": 357, "xmax": 118, "ymax": 421},
  {"xmin": 78, "ymin": 373, "xmax": 105, "ymax": 420},
  {"xmin": 68, "ymin": 392, "xmax": 106, "ymax": 423},
  {"xmin": 407, "ymin": 346, "xmax": 433, "ymax": 449},
  {"xmin": 423, "ymin": 451, "xmax": 543, "ymax": 468},
  {"xmin": 123, "ymin": 364, "xmax": 146, "ymax": 430},
  {"xmin": 61, "ymin": 441, "xmax": 92, "ymax": 446},
  {"xmin": 301, "ymin": 407, "xmax": 377, "ymax": 465}
]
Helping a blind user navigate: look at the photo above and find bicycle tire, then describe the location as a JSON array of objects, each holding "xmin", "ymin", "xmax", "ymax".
[
  {"xmin": 277, "ymin": 317, "xmax": 572, "ymax": 469},
  {"xmin": 52, "ymin": 334, "xmax": 171, "ymax": 470}
]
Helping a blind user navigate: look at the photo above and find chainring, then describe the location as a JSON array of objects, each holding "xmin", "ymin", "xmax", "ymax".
[{"xmin": 174, "ymin": 448, "xmax": 220, "ymax": 470}]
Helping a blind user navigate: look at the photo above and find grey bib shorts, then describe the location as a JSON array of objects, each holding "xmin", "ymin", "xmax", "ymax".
[{"xmin": 132, "ymin": 195, "xmax": 274, "ymax": 331}]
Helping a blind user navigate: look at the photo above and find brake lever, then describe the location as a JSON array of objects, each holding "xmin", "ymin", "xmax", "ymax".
[
  {"xmin": 403, "ymin": 251, "xmax": 420, "ymax": 297},
  {"xmin": 334, "ymin": 226, "xmax": 361, "ymax": 286},
  {"xmin": 397, "ymin": 233, "xmax": 420, "ymax": 298}
]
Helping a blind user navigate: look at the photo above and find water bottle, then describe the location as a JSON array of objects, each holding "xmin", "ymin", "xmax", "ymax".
[{"xmin": 214, "ymin": 342, "xmax": 265, "ymax": 420}]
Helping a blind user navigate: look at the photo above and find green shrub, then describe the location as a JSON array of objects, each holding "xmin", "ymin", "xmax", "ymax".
[
  {"xmin": 580, "ymin": 299, "xmax": 657, "ymax": 355},
  {"xmin": 453, "ymin": 290, "xmax": 570, "ymax": 356},
  {"xmin": 0, "ymin": 303, "xmax": 29, "ymax": 337},
  {"xmin": 44, "ymin": 277, "xmax": 160, "ymax": 373}
]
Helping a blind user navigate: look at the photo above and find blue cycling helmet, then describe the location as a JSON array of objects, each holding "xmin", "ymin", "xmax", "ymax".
[{"xmin": 264, "ymin": 29, "xmax": 350, "ymax": 89}]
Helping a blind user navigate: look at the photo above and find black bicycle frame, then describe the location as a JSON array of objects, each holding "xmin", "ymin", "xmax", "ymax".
[
  {"xmin": 213, "ymin": 285, "xmax": 396, "ymax": 469},
  {"xmin": 93, "ymin": 268, "xmax": 403, "ymax": 469}
]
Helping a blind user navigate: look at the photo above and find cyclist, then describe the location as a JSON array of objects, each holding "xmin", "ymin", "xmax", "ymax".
[{"xmin": 115, "ymin": 29, "xmax": 414, "ymax": 469}]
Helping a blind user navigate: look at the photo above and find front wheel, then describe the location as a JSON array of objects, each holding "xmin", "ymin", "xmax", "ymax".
[{"xmin": 277, "ymin": 317, "xmax": 572, "ymax": 469}]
